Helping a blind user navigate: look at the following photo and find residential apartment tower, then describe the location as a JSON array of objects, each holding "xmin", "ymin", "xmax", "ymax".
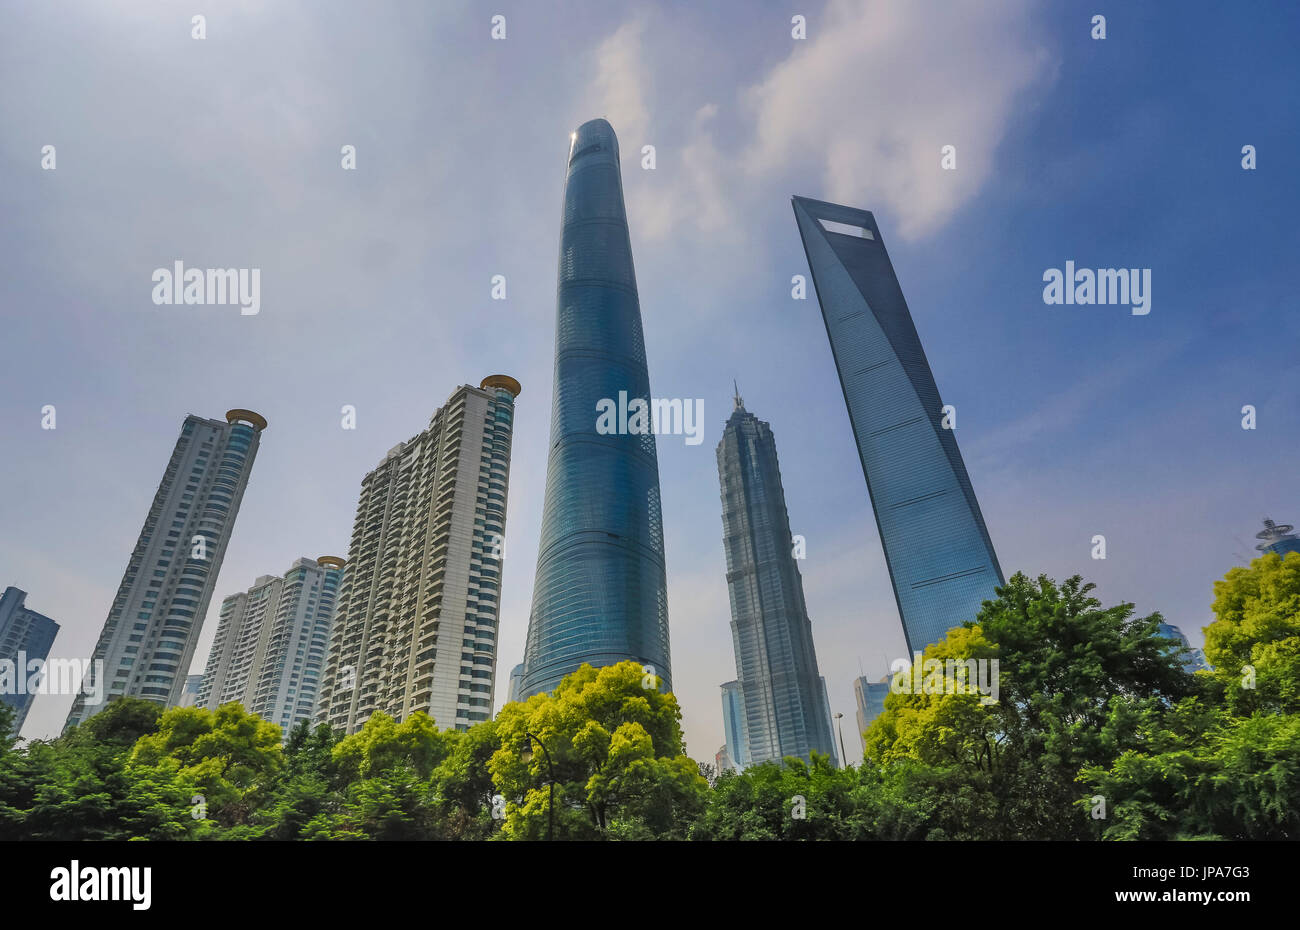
[
  {"xmin": 199, "ymin": 556, "xmax": 344, "ymax": 733},
  {"xmin": 65, "ymin": 410, "xmax": 266, "ymax": 728},
  {"xmin": 315, "ymin": 378, "xmax": 519, "ymax": 734}
]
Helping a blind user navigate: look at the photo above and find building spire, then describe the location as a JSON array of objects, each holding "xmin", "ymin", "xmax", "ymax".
[{"xmin": 733, "ymin": 379, "xmax": 743, "ymax": 411}]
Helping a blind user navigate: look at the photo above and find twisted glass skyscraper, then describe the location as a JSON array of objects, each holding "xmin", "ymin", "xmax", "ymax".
[
  {"xmin": 520, "ymin": 119, "xmax": 671, "ymax": 698},
  {"xmin": 717, "ymin": 390, "xmax": 836, "ymax": 765},
  {"xmin": 793, "ymin": 197, "xmax": 1003, "ymax": 654}
]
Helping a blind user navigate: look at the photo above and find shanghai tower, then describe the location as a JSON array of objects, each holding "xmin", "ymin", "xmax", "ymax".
[{"xmin": 519, "ymin": 119, "xmax": 671, "ymax": 698}]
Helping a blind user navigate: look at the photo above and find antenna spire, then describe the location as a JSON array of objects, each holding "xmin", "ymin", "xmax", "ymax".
[{"xmin": 733, "ymin": 379, "xmax": 743, "ymax": 411}]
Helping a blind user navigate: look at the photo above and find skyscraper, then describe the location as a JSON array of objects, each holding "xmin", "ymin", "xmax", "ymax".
[
  {"xmin": 717, "ymin": 389, "xmax": 837, "ymax": 766},
  {"xmin": 0, "ymin": 587, "xmax": 60, "ymax": 734},
  {"xmin": 316, "ymin": 377, "xmax": 519, "ymax": 734},
  {"xmin": 820, "ymin": 676, "xmax": 841, "ymax": 768},
  {"xmin": 1255, "ymin": 517, "xmax": 1300, "ymax": 559},
  {"xmin": 720, "ymin": 679, "xmax": 747, "ymax": 771},
  {"xmin": 1156, "ymin": 622, "xmax": 1210, "ymax": 674},
  {"xmin": 793, "ymin": 197, "xmax": 1003, "ymax": 654},
  {"xmin": 853, "ymin": 674, "xmax": 891, "ymax": 750},
  {"xmin": 66, "ymin": 410, "xmax": 266, "ymax": 729},
  {"xmin": 505, "ymin": 662, "xmax": 525, "ymax": 704},
  {"xmin": 177, "ymin": 673, "xmax": 203, "ymax": 708},
  {"xmin": 715, "ymin": 744, "xmax": 733, "ymax": 775},
  {"xmin": 198, "ymin": 556, "xmax": 344, "ymax": 734},
  {"xmin": 520, "ymin": 118, "xmax": 671, "ymax": 698}
]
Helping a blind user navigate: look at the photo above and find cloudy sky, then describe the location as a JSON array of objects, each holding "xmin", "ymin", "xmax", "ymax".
[{"xmin": 2, "ymin": 0, "xmax": 1297, "ymax": 760}]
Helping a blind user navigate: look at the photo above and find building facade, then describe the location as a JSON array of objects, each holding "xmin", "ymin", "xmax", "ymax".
[
  {"xmin": 717, "ymin": 390, "xmax": 837, "ymax": 766},
  {"xmin": 820, "ymin": 676, "xmax": 841, "ymax": 768},
  {"xmin": 177, "ymin": 673, "xmax": 203, "ymax": 708},
  {"xmin": 0, "ymin": 587, "xmax": 60, "ymax": 734},
  {"xmin": 720, "ymin": 679, "xmax": 747, "ymax": 771},
  {"xmin": 316, "ymin": 377, "xmax": 519, "ymax": 734},
  {"xmin": 854, "ymin": 674, "xmax": 891, "ymax": 753},
  {"xmin": 66, "ymin": 410, "xmax": 266, "ymax": 729},
  {"xmin": 520, "ymin": 118, "xmax": 671, "ymax": 698},
  {"xmin": 1157, "ymin": 622, "xmax": 1210, "ymax": 674},
  {"xmin": 715, "ymin": 745, "xmax": 733, "ymax": 776},
  {"xmin": 505, "ymin": 662, "xmax": 525, "ymax": 705},
  {"xmin": 793, "ymin": 197, "xmax": 1003, "ymax": 654},
  {"xmin": 199, "ymin": 556, "xmax": 344, "ymax": 733}
]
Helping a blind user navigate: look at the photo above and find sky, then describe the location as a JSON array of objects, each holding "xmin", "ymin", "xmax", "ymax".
[{"xmin": 2, "ymin": 0, "xmax": 1297, "ymax": 761}]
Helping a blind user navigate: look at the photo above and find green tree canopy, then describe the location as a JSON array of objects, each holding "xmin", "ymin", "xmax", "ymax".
[{"xmin": 489, "ymin": 661, "xmax": 707, "ymax": 839}]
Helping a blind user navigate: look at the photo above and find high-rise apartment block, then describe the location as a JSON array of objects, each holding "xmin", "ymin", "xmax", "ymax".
[
  {"xmin": 717, "ymin": 389, "xmax": 837, "ymax": 766},
  {"xmin": 66, "ymin": 410, "xmax": 266, "ymax": 728},
  {"xmin": 316, "ymin": 377, "xmax": 519, "ymax": 734},
  {"xmin": 0, "ymin": 587, "xmax": 60, "ymax": 734},
  {"xmin": 198, "ymin": 556, "xmax": 344, "ymax": 733},
  {"xmin": 793, "ymin": 197, "xmax": 1003, "ymax": 654},
  {"xmin": 521, "ymin": 118, "xmax": 671, "ymax": 699}
]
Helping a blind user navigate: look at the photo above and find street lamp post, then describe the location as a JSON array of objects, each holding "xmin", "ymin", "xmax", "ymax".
[
  {"xmin": 520, "ymin": 731, "xmax": 555, "ymax": 841},
  {"xmin": 832, "ymin": 712, "xmax": 848, "ymax": 769}
]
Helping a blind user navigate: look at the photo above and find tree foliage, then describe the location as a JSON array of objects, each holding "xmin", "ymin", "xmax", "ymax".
[{"xmin": 0, "ymin": 559, "xmax": 1294, "ymax": 840}]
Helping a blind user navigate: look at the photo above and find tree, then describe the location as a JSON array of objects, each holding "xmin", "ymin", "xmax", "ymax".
[
  {"xmin": 864, "ymin": 573, "xmax": 1196, "ymax": 839},
  {"xmin": 488, "ymin": 661, "xmax": 708, "ymax": 839},
  {"xmin": 131, "ymin": 703, "xmax": 284, "ymax": 831},
  {"xmin": 292, "ymin": 712, "xmax": 461, "ymax": 841},
  {"xmin": 1081, "ymin": 553, "xmax": 1300, "ymax": 839},
  {"xmin": 238, "ymin": 720, "xmax": 343, "ymax": 840},
  {"xmin": 0, "ymin": 698, "xmax": 193, "ymax": 840},
  {"xmin": 331, "ymin": 711, "xmax": 453, "ymax": 783},
  {"xmin": 430, "ymin": 718, "xmax": 501, "ymax": 839},
  {"xmin": 0, "ymin": 702, "xmax": 15, "ymax": 752},
  {"xmin": 1205, "ymin": 551, "xmax": 1300, "ymax": 714},
  {"xmin": 693, "ymin": 753, "xmax": 871, "ymax": 840}
]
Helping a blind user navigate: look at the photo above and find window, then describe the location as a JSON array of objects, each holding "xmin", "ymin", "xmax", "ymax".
[
  {"xmin": 568, "ymin": 142, "xmax": 602, "ymax": 165},
  {"xmin": 818, "ymin": 217, "xmax": 874, "ymax": 239}
]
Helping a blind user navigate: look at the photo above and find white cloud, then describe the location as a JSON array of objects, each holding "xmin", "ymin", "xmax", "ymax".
[
  {"xmin": 590, "ymin": 1, "xmax": 1052, "ymax": 248},
  {"xmin": 582, "ymin": 16, "xmax": 652, "ymax": 146},
  {"xmin": 633, "ymin": 102, "xmax": 731, "ymax": 241},
  {"xmin": 743, "ymin": 0, "xmax": 1052, "ymax": 239}
]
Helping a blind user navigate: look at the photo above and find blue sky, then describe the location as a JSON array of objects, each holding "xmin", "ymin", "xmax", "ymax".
[{"xmin": 2, "ymin": 0, "xmax": 1297, "ymax": 760}]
